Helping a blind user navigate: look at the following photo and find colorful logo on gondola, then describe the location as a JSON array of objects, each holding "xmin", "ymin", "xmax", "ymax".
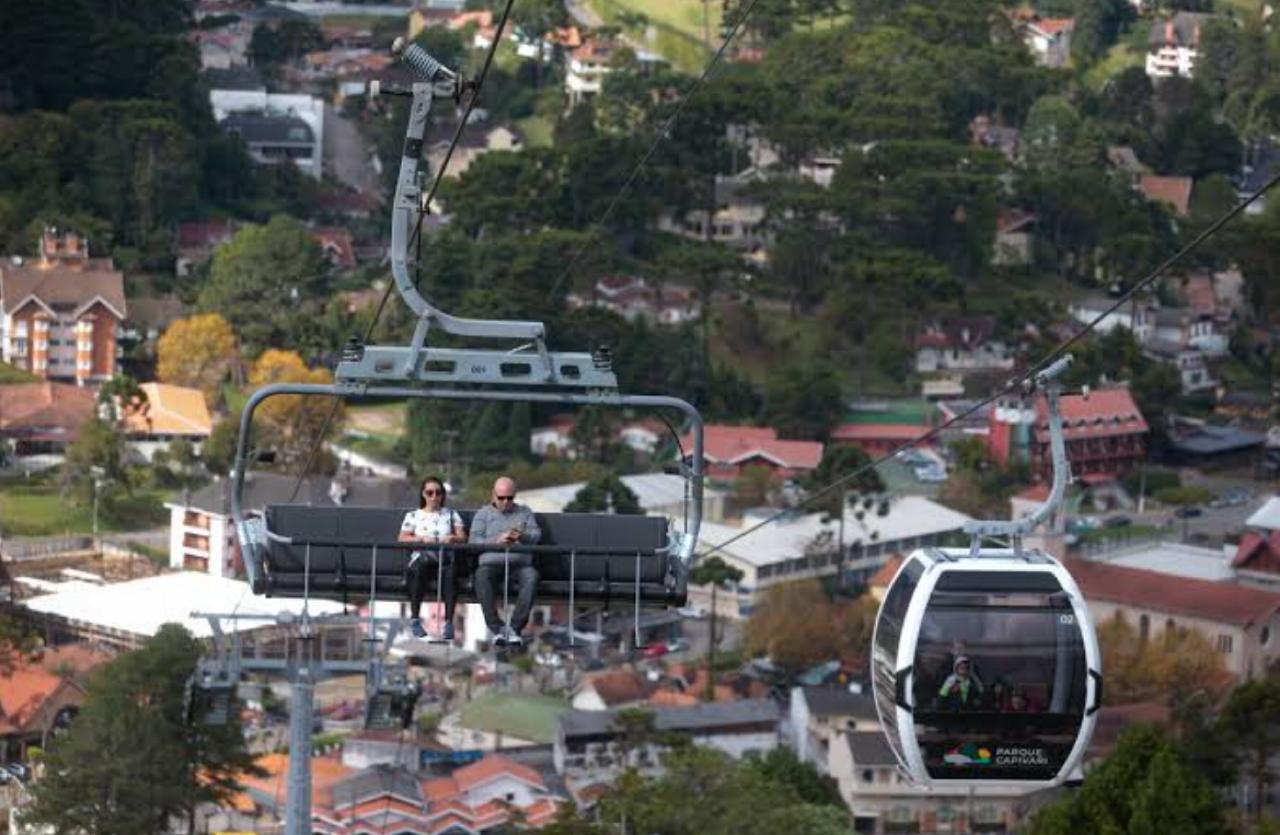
[{"xmin": 944, "ymin": 743, "xmax": 992, "ymax": 766}]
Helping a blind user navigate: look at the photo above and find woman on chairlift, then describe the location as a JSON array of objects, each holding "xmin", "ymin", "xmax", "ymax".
[{"xmin": 399, "ymin": 475, "xmax": 467, "ymax": 639}]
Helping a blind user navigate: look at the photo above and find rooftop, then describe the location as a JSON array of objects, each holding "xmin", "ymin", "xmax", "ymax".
[
  {"xmin": 0, "ymin": 257, "xmax": 126, "ymax": 318},
  {"xmin": 1033, "ymin": 388, "xmax": 1148, "ymax": 442},
  {"xmin": 518, "ymin": 473, "xmax": 726, "ymax": 515},
  {"xmin": 0, "ymin": 382, "xmax": 95, "ymax": 436},
  {"xmin": 558, "ymin": 698, "xmax": 780, "ymax": 738},
  {"xmin": 799, "ymin": 685, "xmax": 878, "ymax": 721},
  {"xmin": 696, "ymin": 497, "xmax": 970, "ymax": 569},
  {"xmin": 1139, "ymin": 174, "xmax": 1193, "ymax": 217},
  {"xmin": 1099, "ymin": 540, "xmax": 1235, "ymax": 582},
  {"xmin": 123, "ymin": 383, "xmax": 213, "ymax": 437},
  {"xmin": 1245, "ymin": 496, "xmax": 1280, "ymax": 531},
  {"xmin": 1064, "ymin": 557, "xmax": 1280, "ymax": 627},
  {"xmin": 20, "ymin": 571, "xmax": 349, "ymax": 642},
  {"xmin": 846, "ymin": 730, "xmax": 897, "ymax": 766},
  {"xmin": 681, "ymin": 425, "xmax": 823, "ymax": 471},
  {"xmin": 1168, "ymin": 424, "xmax": 1266, "ymax": 456},
  {"xmin": 179, "ymin": 472, "xmax": 417, "ymax": 517}
]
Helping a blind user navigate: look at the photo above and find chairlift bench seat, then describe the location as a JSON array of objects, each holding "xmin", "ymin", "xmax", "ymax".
[{"xmin": 248, "ymin": 505, "xmax": 684, "ymax": 606}]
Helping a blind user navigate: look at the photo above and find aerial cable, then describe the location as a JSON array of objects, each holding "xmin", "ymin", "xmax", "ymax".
[
  {"xmin": 543, "ymin": 0, "xmax": 764, "ymax": 305},
  {"xmin": 698, "ymin": 169, "xmax": 1280, "ymax": 561},
  {"xmin": 285, "ymin": 0, "xmax": 518, "ymax": 503}
]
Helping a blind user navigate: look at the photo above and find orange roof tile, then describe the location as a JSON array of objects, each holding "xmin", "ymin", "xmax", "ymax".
[
  {"xmin": 681, "ymin": 425, "xmax": 823, "ymax": 470},
  {"xmin": 1033, "ymin": 388, "xmax": 1148, "ymax": 442},
  {"xmin": 831, "ymin": 423, "xmax": 931, "ymax": 443},
  {"xmin": 869, "ymin": 555, "xmax": 904, "ymax": 589},
  {"xmin": 1064, "ymin": 557, "xmax": 1280, "ymax": 627},
  {"xmin": 1139, "ymin": 175, "xmax": 1193, "ymax": 217},
  {"xmin": 452, "ymin": 754, "xmax": 546, "ymax": 793},
  {"xmin": 0, "ymin": 667, "xmax": 65, "ymax": 728},
  {"xmin": 123, "ymin": 383, "xmax": 212, "ymax": 437}
]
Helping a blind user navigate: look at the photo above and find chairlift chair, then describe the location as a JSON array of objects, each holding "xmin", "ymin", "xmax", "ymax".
[
  {"xmin": 229, "ymin": 43, "xmax": 704, "ymax": 627},
  {"xmin": 871, "ymin": 357, "xmax": 1103, "ymax": 787},
  {"xmin": 184, "ymin": 658, "xmax": 239, "ymax": 727},
  {"xmin": 364, "ymin": 663, "xmax": 421, "ymax": 730}
]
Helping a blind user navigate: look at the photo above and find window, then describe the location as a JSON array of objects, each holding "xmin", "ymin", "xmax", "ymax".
[
  {"xmin": 1263, "ymin": 626, "xmax": 1272, "ymax": 647},
  {"xmin": 1139, "ymin": 614, "xmax": 1150, "ymax": 642},
  {"xmin": 861, "ymin": 769, "xmax": 874, "ymax": 782},
  {"xmin": 12, "ymin": 338, "xmax": 27, "ymax": 356},
  {"xmin": 1218, "ymin": 634, "xmax": 1234, "ymax": 654}
]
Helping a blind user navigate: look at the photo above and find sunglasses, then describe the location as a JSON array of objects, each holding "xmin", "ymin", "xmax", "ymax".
[
  {"xmin": 423, "ymin": 489, "xmax": 443, "ymax": 496},
  {"xmin": 495, "ymin": 494, "xmax": 516, "ymax": 501}
]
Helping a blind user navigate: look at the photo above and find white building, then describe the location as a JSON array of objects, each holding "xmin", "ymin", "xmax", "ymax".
[
  {"xmin": 208, "ymin": 89, "xmax": 326, "ymax": 178},
  {"xmin": 787, "ymin": 686, "xmax": 880, "ymax": 774},
  {"xmin": 516, "ymin": 472, "xmax": 729, "ymax": 523},
  {"xmin": 694, "ymin": 497, "xmax": 971, "ymax": 617},
  {"xmin": 18, "ymin": 572, "xmax": 348, "ymax": 651},
  {"xmin": 1022, "ymin": 17, "xmax": 1075, "ymax": 68},
  {"xmin": 554, "ymin": 700, "xmax": 779, "ymax": 778},
  {"xmin": 1146, "ymin": 12, "xmax": 1212, "ymax": 79},
  {"xmin": 829, "ymin": 731, "xmax": 1042, "ymax": 834}
]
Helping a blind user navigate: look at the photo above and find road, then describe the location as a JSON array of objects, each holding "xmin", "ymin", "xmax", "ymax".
[
  {"xmin": 323, "ymin": 103, "xmax": 381, "ymax": 196},
  {"xmin": 565, "ymin": 0, "xmax": 604, "ymax": 28}
]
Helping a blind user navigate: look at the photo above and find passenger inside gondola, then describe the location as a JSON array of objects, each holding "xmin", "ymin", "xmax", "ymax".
[{"xmin": 938, "ymin": 655, "xmax": 984, "ymax": 710}]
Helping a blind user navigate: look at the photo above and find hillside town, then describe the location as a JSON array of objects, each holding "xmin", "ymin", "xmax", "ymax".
[{"xmin": 4, "ymin": 0, "xmax": 1280, "ymax": 833}]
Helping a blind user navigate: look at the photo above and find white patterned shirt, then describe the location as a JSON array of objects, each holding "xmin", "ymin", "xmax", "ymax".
[{"xmin": 399, "ymin": 508, "xmax": 463, "ymax": 542}]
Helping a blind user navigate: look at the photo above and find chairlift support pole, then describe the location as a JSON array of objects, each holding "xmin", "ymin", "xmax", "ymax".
[{"xmin": 963, "ymin": 355, "xmax": 1073, "ymax": 556}]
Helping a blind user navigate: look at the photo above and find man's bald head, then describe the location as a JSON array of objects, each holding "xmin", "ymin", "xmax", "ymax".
[{"xmin": 492, "ymin": 477, "xmax": 517, "ymax": 510}]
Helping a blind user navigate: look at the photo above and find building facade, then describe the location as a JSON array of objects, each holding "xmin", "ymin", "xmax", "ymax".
[{"xmin": 0, "ymin": 231, "xmax": 125, "ymax": 384}]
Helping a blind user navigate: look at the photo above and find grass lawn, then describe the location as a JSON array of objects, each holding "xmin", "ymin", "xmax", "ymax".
[
  {"xmin": 458, "ymin": 692, "xmax": 567, "ymax": 744},
  {"xmin": 516, "ymin": 114, "xmax": 554, "ymax": 148},
  {"xmin": 0, "ymin": 362, "xmax": 38, "ymax": 383},
  {"xmin": 586, "ymin": 0, "xmax": 715, "ymax": 73},
  {"xmin": 1084, "ymin": 43, "xmax": 1143, "ymax": 91},
  {"xmin": 0, "ymin": 480, "xmax": 171, "ymax": 537}
]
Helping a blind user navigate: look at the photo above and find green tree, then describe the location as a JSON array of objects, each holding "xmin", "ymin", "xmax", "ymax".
[
  {"xmin": 762, "ymin": 358, "xmax": 842, "ymax": 441},
  {"xmin": 203, "ymin": 411, "xmax": 240, "ymax": 476},
  {"xmin": 1217, "ymin": 677, "xmax": 1280, "ymax": 824},
  {"xmin": 805, "ymin": 445, "xmax": 886, "ymax": 520},
  {"xmin": 198, "ymin": 215, "xmax": 326, "ymax": 356},
  {"xmin": 1026, "ymin": 725, "xmax": 1229, "ymax": 835},
  {"xmin": 61, "ymin": 417, "xmax": 128, "ymax": 500},
  {"xmin": 565, "ymin": 473, "xmax": 643, "ymax": 514},
  {"xmin": 689, "ymin": 555, "xmax": 743, "ymax": 699},
  {"xmin": 26, "ymin": 624, "xmax": 262, "ymax": 835},
  {"xmin": 97, "ymin": 373, "xmax": 148, "ymax": 426}
]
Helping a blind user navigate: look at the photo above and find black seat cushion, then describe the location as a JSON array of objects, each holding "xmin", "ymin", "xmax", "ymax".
[{"xmin": 260, "ymin": 505, "xmax": 672, "ymax": 600}]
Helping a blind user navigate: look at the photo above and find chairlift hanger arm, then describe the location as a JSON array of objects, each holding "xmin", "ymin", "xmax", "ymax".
[{"xmin": 963, "ymin": 355, "xmax": 1073, "ymax": 553}]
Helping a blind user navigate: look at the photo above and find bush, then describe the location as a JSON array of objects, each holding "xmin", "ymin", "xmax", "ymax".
[{"xmin": 1153, "ymin": 485, "xmax": 1213, "ymax": 507}]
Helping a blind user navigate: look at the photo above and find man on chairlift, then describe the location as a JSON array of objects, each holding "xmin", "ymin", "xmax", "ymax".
[{"xmin": 470, "ymin": 476, "xmax": 542, "ymax": 647}]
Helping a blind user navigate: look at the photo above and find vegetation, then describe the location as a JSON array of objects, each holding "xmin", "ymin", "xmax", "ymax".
[
  {"xmin": 543, "ymin": 746, "xmax": 847, "ymax": 835},
  {"xmin": 25, "ymin": 625, "xmax": 262, "ymax": 835},
  {"xmin": 157, "ymin": 314, "xmax": 240, "ymax": 406},
  {"xmin": 565, "ymin": 473, "xmax": 644, "ymax": 513},
  {"xmin": 744, "ymin": 580, "xmax": 877, "ymax": 677}
]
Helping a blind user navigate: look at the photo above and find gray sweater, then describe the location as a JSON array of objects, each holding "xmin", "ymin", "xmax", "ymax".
[{"xmin": 469, "ymin": 503, "xmax": 542, "ymax": 567}]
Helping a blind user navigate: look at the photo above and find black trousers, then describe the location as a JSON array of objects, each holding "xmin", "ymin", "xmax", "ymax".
[{"xmin": 407, "ymin": 549, "xmax": 456, "ymax": 621}]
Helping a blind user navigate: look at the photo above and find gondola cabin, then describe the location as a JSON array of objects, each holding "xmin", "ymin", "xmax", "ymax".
[{"xmin": 872, "ymin": 548, "xmax": 1101, "ymax": 786}]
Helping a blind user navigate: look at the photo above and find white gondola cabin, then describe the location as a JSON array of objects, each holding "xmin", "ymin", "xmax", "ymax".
[{"xmin": 871, "ymin": 356, "xmax": 1102, "ymax": 786}]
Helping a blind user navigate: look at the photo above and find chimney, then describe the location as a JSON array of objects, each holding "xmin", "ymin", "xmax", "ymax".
[
  {"xmin": 1165, "ymin": 19, "xmax": 1175, "ymax": 45},
  {"xmin": 40, "ymin": 228, "xmax": 58, "ymax": 261}
]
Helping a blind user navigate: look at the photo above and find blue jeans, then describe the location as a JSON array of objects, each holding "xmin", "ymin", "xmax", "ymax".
[{"xmin": 475, "ymin": 563, "xmax": 539, "ymax": 634}]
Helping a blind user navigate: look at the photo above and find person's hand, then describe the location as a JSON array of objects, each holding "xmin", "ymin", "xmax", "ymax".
[{"xmin": 501, "ymin": 528, "xmax": 520, "ymax": 545}]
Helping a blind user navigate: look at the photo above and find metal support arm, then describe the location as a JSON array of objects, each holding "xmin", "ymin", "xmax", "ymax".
[{"xmin": 964, "ymin": 355, "xmax": 1074, "ymax": 555}]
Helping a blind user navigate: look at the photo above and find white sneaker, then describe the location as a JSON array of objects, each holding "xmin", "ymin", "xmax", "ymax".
[{"xmin": 503, "ymin": 627, "xmax": 523, "ymax": 647}]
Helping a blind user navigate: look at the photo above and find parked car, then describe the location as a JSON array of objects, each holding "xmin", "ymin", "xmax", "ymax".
[
  {"xmin": 640, "ymin": 643, "xmax": 669, "ymax": 658},
  {"xmin": 1174, "ymin": 506, "xmax": 1203, "ymax": 519},
  {"xmin": 1103, "ymin": 515, "xmax": 1132, "ymax": 528},
  {"xmin": 677, "ymin": 606, "xmax": 707, "ymax": 620},
  {"xmin": 665, "ymin": 638, "xmax": 687, "ymax": 653}
]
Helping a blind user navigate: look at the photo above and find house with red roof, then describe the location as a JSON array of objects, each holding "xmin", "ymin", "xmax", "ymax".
[
  {"xmin": 177, "ymin": 220, "xmax": 359, "ymax": 276},
  {"xmin": 224, "ymin": 753, "xmax": 561, "ymax": 834},
  {"xmin": 830, "ymin": 423, "xmax": 931, "ymax": 458},
  {"xmin": 914, "ymin": 315, "xmax": 1014, "ymax": 374},
  {"xmin": 1021, "ymin": 16, "xmax": 1074, "ymax": 67},
  {"xmin": 1232, "ymin": 496, "xmax": 1280, "ymax": 587},
  {"xmin": 0, "ymin": 643, "xmax": 108, "ymax": 762},
  {"xmin": 679, "ymin": 425, "xmax": 823, "ymax": 480},
  {"xmin": 1138, "ymin": 174, "xmax": 1193, "ymax": 217},
  {"xmin": 0, "ymin": 381, "xmax": 96, "ymax": 455},
  {"xmin": 1064, "ymin": 556, "xmax": 1280, "ymax": 679},
  {"xmin": 988, "ymin": 388, "xmax": 1148, "ymax": 483}
]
